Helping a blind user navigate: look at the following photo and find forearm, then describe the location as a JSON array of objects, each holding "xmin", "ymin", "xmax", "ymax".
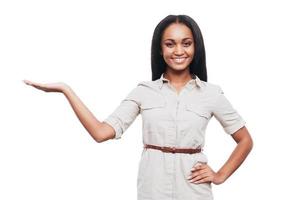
[
  {"xmin": 217, "ymin": 137, "xmax": 253, "ymax": 183},
  {"xmin": 62, "ymin": 86, "xmax": 102, "ymax": 142}
]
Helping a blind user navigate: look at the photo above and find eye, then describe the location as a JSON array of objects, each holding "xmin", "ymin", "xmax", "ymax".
[
  {"xmin": 183, "ymin": 42, "xmax": 192, "ymax": 47},
  {"xmin": 165, "ymin": 43, "xmax": 174, "ymax": 47}
]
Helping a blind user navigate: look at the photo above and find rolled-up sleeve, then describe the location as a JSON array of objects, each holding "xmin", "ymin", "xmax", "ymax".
[
  {"xmin": 212, "ymin": 86, "xmax": 246, "ymax": 135},
  {"xmin": 103, "ymin": 86, "xmax": 141, "ymax": 140}
]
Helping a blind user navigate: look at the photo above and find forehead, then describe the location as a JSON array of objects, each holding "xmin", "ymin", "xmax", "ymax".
[{"xmin": 162, "ymin": 23, "xmax": 193, "ymax": 40}]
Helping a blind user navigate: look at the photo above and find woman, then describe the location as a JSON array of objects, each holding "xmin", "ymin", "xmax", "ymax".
[{"xmin": 24, "ymin": 15, "xmax": 253, "ymax": 200}]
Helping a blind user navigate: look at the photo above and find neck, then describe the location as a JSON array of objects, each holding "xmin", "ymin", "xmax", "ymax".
[{"xmin": 163, "ymin": 68, "xmax": 193, "ymax": 86}]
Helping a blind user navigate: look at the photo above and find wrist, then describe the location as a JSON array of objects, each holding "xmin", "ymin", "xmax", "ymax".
[
  {"xmin": 213, "ymin": 171, "xmax": 227, "ymax": 185},
  {"xmin": 61, "ymin": 84, "xmax": 72, "ymax": 94}
]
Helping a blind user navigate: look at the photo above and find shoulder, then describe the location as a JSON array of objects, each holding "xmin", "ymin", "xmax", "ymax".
[
  {"xmin": 135, "ymin": 80, "xmax": 162, "ymax": 94},
  {"xmin": 200, "ymin": 81, "xmax": 223, "ymax": 95},
  {"xmin": 137, "ymin": 80, "xmax": 159, "ymax": 89},
  {"xmin": 124, "ymin": 80, "xmax": 160, "ymax": 101}
]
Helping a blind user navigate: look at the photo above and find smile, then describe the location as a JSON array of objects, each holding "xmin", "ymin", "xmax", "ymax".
[{"xmin": 172, "ymin": 57, "xmax": 187, "ymax": 64}]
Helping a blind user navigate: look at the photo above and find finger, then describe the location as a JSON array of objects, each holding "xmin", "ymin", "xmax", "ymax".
[
  {"xmin": 189, "ymin": 169, "xmax": 205, "ymax": 178},
  {"xmin": 196, "ymin": 169, "xmax": 211, "ymax": 176},
  {"xmin": 31, "ymin": 84, "xmax": 42, "ymax": 89},
  {"xmin": 189, "ymin": 173, "xmax": 210, "ymax": 183},
  {"xmin": 188, "ymin": 169, "xmax": 210, "ymax": 181},
  {"xmin": 193, "ymin": 173, "xmax": 211, "ymax": 183},
  {"xmin": 187, "ymin": 173, "xmax": 198, "ymax": 181},
  {"xmin": 25, "ymin": 81, "xmax": 40, "ymax": 88},
  {"xmin": 187, "ymin": 169, "xmax": 202, "ymax": 180},
  {"xmin": 191, "ymin": 163, "xmax": 205, "ymax": 172},
  {"xmin": 191, "ymin": 162, "xmax": 203, "ymax": 170},
  {"xmin": 23, "ymin": 80, "xmax": 34, "ymax": 86},
  {"xmin": 194, "ymin": 176, "xmax": 212, "ymax": 184},
  {"xmin": 27, "ymin": 81, "xmax": 45, "ymax": 88},
  {"xmin": 194, "ymin": 163, "xmax": 212, "ymax": 172},
  {"xmin": 31, "ymin": 82, "xmax": 44, "ymax": 87},
  {"xmin": 27, "ymin": 80, "xmax": 45, "ymax": 87},
  {"xmin": 187, "ymin": 170, "xmax": 198, "ymax": 180},
  {"xmin": 190, "ymin": 169, "xmax": 211, "ymax": 181},
  {"xmin": 196, "ymin": 161, "xmax": 206, "ymax": 167},
  {"xmin": 29, "ymin": 84, "xmax": 48, "ymax": 92},
  {"xmin": 24, "ymin": 79, "xmax": 38, "ymax": 85}
]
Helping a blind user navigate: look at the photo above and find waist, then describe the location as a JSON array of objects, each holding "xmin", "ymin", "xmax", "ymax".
[{"xmin": 144, "ymin": 144, "xmax": 201, "ymax": 154}]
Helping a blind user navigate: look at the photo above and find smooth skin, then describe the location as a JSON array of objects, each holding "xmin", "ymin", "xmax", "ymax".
[
  {"xmin": 22, "ymin": 80, "xmax": 116, "ymax": 143},
  {"xmin": 23, "ymin": 22, "xmax": 253, "ymax": 186}
]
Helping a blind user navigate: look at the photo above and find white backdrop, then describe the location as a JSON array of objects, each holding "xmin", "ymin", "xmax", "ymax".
[{"xmin": 1, "ymin": 0, "xmax": 299, "ymax": 199}]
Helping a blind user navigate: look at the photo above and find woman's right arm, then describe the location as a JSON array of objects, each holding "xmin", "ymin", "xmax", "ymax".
[
  {"xmin": 62, "ymin": 86, "xmax": 116, "ymax": 143},
  {"xmin": 23, "ymin": 80, "xmax": 116, "ymax": 143}
]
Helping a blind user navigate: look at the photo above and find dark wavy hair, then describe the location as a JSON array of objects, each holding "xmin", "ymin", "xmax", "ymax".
[{"xmin": 151, "ymin": 14, "xmax": 207, "ymax": 81}]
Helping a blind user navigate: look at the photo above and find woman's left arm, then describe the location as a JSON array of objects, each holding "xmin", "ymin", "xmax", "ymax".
[
  {"xmin": 188, "ymin": 126, "xmax": 253, "ymax": 185},
  {"xmin": 213, "ymin": 126, "xmax": 253, "ymax": 184},
  {"xmin": 188, "ymin": 85, "xmax": 253, "ymax": 185}
]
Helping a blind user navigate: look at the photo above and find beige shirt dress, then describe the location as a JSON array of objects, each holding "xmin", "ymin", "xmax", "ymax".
[{"xmin": 103, "ymin": 73, "xmax": 246, "ymax": 200}]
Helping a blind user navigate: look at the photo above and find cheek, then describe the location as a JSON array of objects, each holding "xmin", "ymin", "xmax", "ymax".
[
  {"xmin": 162, "ymin": 50, "xmax": 173, "ymax": 60},
  {"xmin": 187, "ymin": 46, "xmax": 195, "ymax": 56},
  {"xmin": 161, "ymin": 47, "xmax": 172, "ymax": 55}
]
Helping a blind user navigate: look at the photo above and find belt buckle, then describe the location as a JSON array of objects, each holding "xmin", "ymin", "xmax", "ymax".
[{"xmin": 163, "ymin": 146, "xmax": 176, "ymax": 153}]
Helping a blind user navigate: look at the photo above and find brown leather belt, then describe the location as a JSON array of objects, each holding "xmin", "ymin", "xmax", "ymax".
[{"xmin": 144, "ymin": 144, "xmax": 201, "ymax": 154}]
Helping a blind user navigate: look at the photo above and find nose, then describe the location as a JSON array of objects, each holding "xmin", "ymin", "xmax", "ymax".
[{"xmin": 174, "ymin": 44, "xmax": 184, "ymax": 55}]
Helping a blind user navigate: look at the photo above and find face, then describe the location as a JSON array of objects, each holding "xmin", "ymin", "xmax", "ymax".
[{"xmin": 161, "ymin": 23, "xmax": 195, "ymax": 72}]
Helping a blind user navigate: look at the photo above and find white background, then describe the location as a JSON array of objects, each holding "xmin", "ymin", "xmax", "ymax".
[{"xmin": 1, "ymin": 0, "xmax": 299, "ymax": 199}]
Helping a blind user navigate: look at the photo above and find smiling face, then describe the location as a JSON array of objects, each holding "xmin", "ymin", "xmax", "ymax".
[{"xmin": 161, "ymin": 23, "xmax": 195, "ymax": 72}]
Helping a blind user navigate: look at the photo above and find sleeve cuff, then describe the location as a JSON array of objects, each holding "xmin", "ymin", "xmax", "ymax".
[
  {"xmin": 224, "ymin": 119, "xmax": 246, "ymax": 135},
  {"xmin": 103, "ymin": 117, "xmax": 123, "ymax": 140}
]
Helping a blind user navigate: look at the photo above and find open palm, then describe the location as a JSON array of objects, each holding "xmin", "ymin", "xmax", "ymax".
[{"xmin": 23, "ymin": 80, "xmax": 68, "ymax": 93}]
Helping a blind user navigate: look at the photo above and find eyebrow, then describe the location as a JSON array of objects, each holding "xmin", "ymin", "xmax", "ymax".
[{"xmin": 163, "ymin": 38, "xmax": 193, "ymax": 42}]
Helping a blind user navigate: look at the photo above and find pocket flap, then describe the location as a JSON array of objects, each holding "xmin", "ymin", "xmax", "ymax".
[
  {"xmin": 141, "ymin": 100, "xmax": 166, "ymax": 110},
  {"xmin": 185, "ymin": 104, "xmax": 211, "ymax": 119}
]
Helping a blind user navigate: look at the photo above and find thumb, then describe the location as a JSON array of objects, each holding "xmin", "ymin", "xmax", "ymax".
[
  {"xmin": 196, "ymin": 161, "xmax": 206, "ymax": 166},
  {"xmin": 191, "ymin": 161, "xmax": 203, "ymax": 171}
]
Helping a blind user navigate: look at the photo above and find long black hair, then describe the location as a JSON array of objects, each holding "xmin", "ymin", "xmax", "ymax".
[{"xmin": 151, "ymin": 14, "xmax": 207, "ymax": 81}]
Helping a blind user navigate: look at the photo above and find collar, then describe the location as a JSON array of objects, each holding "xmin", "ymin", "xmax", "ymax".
[{"xmin": 158, "ymin": 72, "xmax": 202, "ymax": 90}]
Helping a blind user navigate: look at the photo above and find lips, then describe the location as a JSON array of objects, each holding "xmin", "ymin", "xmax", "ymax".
[{"xmin": 172, "ymin": 57, "xmax": 187, "ymax": 64}]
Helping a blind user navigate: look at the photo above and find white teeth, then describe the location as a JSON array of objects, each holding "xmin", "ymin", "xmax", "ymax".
[{"xmin": 173, "ymin": 58, "xmax": 186, "ymax": 63}]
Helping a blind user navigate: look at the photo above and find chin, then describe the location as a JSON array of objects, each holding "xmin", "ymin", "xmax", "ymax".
[{"xmin": 168, "ymin": 64, "xmax": 190, "ymax": 72}]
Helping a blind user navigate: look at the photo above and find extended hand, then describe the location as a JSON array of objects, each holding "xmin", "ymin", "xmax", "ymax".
[
  {"xmin": 187, "ymin": 162, "xmax": 225, "ymax": 185},
  {"xmin": 23, "ymin": 80, "xmax": 69, "ymax": 93}
]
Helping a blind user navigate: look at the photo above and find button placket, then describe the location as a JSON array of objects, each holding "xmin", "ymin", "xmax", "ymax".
[{"xmin": 175, "ymin": 98, "xmax": 180, "ymax": 147}]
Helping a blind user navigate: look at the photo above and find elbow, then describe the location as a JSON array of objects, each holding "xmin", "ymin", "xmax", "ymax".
[
  {"xmin": 236, "ymin": 134, "xmax": 254, "ymax": 153},
  {"xmin": 91, "ymin": 129, "xmax": 105, "ymax": 143},
  {"xmin": 95, "ymin": 137, "xmax": 103, "ymax": 143},
  {"xmin": 94, "ymin": 132, "xmax": 108, "ymax": 143},
  {"xmin": 90, "ymin": 132, "xmax": 103, "ymax": 143},
  {"xmin": 94, "ymin": 132, "xmax": 112, "ymax": 143},
  {"xmin": 243, "ymin": 135, "xmax": 254, "ymax": 153},
  {"xmin": 234, "ymin": 126, "xmax": 254, "ymax": 152},
  {"xmin": 93, "ymin": 121, "xmax": 116, "ymax": 143},
  {"xmin": 96, "ymin": 136, "xmax": 112, "ymax": 143},
  {"xmin": 93, "ymin": 121, "xmax": 107, "ymax": 143},
  {"xmin": 249, "ymin": 137, "xmax": 254, "ymax": 152}
]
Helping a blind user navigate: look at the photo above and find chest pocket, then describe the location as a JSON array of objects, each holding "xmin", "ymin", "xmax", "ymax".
[
  {"xmin": 185, "ymin": 103, "xmax": 211, "ymax": 120},
  {"xmin": 140, "ymin": 97, "xmax": 167, "ymax": 122},
  {"xmin": 141, "ymin": 94, "xmax": 166, "ymax": 110},
  {"xmin": 141, "ymin": 101, "xmax": 166, "ymax": 110}
]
